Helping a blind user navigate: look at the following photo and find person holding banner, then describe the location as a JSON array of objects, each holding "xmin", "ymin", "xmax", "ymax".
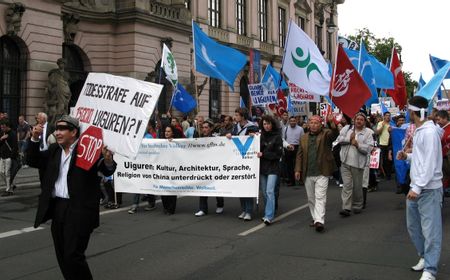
[
  {"xmin": 337, "ymin": 112, "xmax": 374, "ymax": 217},
  {"xmin": 257, "ymin": 115, "xmax": 283, "ymax": 225},
  {"xmin": 27, "ymin": 115, "xmax": 116, "ymax": 280},
  {"xmin": 227, "ymin": 108, "xmax": 259, "ymax": 221},
  {"xmin": 397, "ymin": 96, "xmax": 443, "ymax": 280},
  {"xmin": 195, "ymin": 119, "xmax": 225, "ymax": 217},
  {"xmin": 295, "ymin": 114, "xmax": 338, "ymax": 232},
  {"xmin": 161, "ymin": 125, "xmax": 183, "ymax": 215}
]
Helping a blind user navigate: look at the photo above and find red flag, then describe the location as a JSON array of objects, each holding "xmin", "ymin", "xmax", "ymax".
[
  {"xmin": 386, "ymin": 48, "xmax": 407, "ymax": 109},
  {"xmin": 268, "ymin": 88, "xmax": 287, "ymax": 116},
  {"xmin": 329, "ymin": 44, "xmax": 371, "ymax": 118}
]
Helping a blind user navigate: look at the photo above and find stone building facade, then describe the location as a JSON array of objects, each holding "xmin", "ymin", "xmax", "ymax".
[{"xmin": 0, "ymin": 0, "xmax": 343, "ymax": 123}]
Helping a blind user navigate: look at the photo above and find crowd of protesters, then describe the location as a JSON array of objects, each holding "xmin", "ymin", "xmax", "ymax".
[{"xmin": 1, "ymin": 96, "xmax": 448, "ymax": 279}]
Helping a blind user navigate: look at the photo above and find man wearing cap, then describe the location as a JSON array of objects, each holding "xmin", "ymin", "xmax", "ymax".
[
  {"xmin": 294, "ymin": 114, "xmax": 337, "ymax": 232},
  {"xmin": 27, "ymin": 115, "xmax": 116, "ymax": 280},
  {"xmin": 397, "ymin": 96, "xmax": 443, "ymax": 280}
]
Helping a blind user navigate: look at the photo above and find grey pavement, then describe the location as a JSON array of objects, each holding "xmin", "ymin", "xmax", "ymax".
[{"xmin": 0, "ymin": 174, "xmax": 449, "ymax": 280}]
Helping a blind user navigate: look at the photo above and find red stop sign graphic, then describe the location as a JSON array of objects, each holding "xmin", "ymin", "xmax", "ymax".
[{"xmin": 76, "ymin": 126, "xmax": 104, "ymax": 171}]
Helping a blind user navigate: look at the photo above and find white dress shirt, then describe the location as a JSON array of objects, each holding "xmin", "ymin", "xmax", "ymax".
[
  {"xmin": 282, "ymin": 125, "xmax": 304, "ymax": 145},
  {"xmin": 39, "ymin": 122, "xmax": 49, "ymax": 151},
  {"xmin": 53, "ymin": 141, "xmax": 77, "ymax": 199}
]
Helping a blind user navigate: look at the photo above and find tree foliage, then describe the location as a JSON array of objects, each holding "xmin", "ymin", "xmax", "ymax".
[{"xmin": 346, "ymin": 28, "xmax": 417, "ymax": 97}]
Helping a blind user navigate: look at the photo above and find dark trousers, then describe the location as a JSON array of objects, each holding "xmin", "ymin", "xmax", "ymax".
[
  {"xmin": 51, "ymin": 198, "xmax": 93, "ymax": 280},
  {"xmin": 104, "ymin": 180, "xmax": 122, "ymax": 204},
  {"xmin": 285, "ymin": 145, "xmax": 299, "ymax": 185},
  {"xmin": 379, "ymin": 145, "xmax": 392, "ymax": 179},
  {"xmin": 199, "ymin": 197, "xmax": 224, "ymax": 213},
  {"xmin": 161, "ymin": 196, "xmax": 177, "ymax": 214}
]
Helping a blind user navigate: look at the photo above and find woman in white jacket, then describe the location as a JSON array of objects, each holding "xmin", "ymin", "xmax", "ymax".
[{"xmin": 337, "ymin": 112, "xmax": 374, "ymax": 216}]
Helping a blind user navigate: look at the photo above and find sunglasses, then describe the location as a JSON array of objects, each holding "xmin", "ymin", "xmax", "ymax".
[{"xmin": 56, "ymin": 124, "xmax": 75, "ymax": 131}]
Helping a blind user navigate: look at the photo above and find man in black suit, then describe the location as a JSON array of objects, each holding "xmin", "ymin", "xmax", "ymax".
[{"xmin": 27, "ymin": 115, "xmax": 116, "ymax": 280}]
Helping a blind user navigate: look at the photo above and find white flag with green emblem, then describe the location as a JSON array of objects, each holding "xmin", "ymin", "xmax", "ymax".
[
  {"xmin": 282, "ymin": 20, "xmax": 331, "ymax": 96},
  {"xmin": 161, "ymin": 43, "xmax": 178, "ymax": 86}
]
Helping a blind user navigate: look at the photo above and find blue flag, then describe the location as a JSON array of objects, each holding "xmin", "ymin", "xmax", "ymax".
[
  {"xmin": 417, "ymin": 62, "xmax": 450, "ymax": 101},
  {"xmin": 193, "ymin": 22, "xmax": 247, "ymax": 89},
  {"xmin": 430, "ymin": 54, "xmax": 450, "ymax": 79},
  {"xmin": 172, "ymin": 83, "xmax": 197, "ymax": 114},
  {"xmin": 240, "ymin": 96, "xmax": 246, "ymax": 108},
  {"xmin": 391, "ymin": 128, "xmax": 409, "ymax": 185},
  {"xmin": 261, "ymin": 64, "xmax": 288, "ymax": 90},
  {"xmin": 344, "ymin": 48, "xmax": 394, "ymax": 89},
  {"xmin": 418, "ymin": 73, "xmax": 426, "ymax": 90},
  {"xmin": 358, "ymin": 42, "xmax": 378, "ymax": 106}
]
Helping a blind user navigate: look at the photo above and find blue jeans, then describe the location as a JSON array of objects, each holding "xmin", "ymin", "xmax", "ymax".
[
  {"xmin": 239, "ymin": 198, "xmax": 253, "ymax": 214},
  {"xmin": 260, "ymin": 174, "xmax": 277, "ymax": 221},
  {"xmin": 406, "ymin": 188, "xmax": 443, "ymax": 276}
]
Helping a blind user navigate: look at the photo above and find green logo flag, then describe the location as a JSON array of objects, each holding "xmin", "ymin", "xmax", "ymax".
[
  {"xmin": 161, "ymin": 43, "xmax": 178, "ymax": 86},
  {"xmin": 282, "ymin": 20, "xmax": 331, "ymax": 96}
]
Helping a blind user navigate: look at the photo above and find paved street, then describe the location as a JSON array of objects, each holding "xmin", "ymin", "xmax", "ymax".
[{"xmin": 1, "ymin": 169, "xmax": 449, "ymax": 280}]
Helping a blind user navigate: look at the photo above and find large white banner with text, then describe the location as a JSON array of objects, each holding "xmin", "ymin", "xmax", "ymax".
[
  {"xmin": 72, "ymin": 73, "xmax": 163, "ymax": 159},
  {"xmin": 115, "ymin": 136, "xmax": 260, "ymax": 197}
]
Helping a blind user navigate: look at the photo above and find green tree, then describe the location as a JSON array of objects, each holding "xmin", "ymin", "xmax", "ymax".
[{"xmin": 346, "ymin": 28, "xmax": 417, "ymax": 97}]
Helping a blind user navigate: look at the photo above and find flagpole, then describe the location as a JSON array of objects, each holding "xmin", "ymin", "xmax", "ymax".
[
  {"xmin": 329, "ymin": 41, "xmax": 339, "ymax": 114},
  {"xmin": 191, "ymin": 20, "xmax": 200, "ymax": 113},
  {"xmin": 357, "ymin": 38, "xmax": 363, "ymax": 72}
]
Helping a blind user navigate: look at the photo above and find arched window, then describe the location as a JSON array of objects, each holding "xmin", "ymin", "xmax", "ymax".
[
  {"xmin": 63, "ymin": 43, "xmax": 89, "ymax": 108},
  {"xmin": 0, "ymin": 36, "xmax": 25, "ymax": 123},
  {"xmin": 209, "ymin": 78, "xmax": 221, "ymax": 119}
]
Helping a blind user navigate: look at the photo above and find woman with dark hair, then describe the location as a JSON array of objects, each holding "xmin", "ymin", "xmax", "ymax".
[
  {"xmin": 257, "ymin": 115, "xmax": 283, "ymax": 225},
  {"xmin": 160, "ymin": 125, "xmax": 182, "ymax": 214}
]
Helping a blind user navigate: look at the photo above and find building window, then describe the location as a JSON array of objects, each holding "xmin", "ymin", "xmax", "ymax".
[
  {"xmin": 278, "ymin": 7, "xmax": 286, "ymax": 47},
  {"xmin": 0, "ymin": 36, "xmax": 22, "ymax": 122},
  {"xmin": 209, "ymin": 78, "xmax": 221, "ymax": 119},
  {"xmin": 236, "ymin": 0, "xmax": 246, "ymax": 35},
  {"xmin": 63, "ymin": 43, "xmax": 88, "ymax": 108},
  {"xmin": 208, "ymin": 0, "xmax": 221, "ymax": 28},
  {"xmin": 184, "ymin": 0, "xmax": 191, "ymax": 10},
  {"xmin": 258, "ymin": 0, "xmax": 268, "ymax": 42},
  {"xmin": 298, "ymin": 16, "xmax": 305, "ymax": 30},
  {"xmin": 315, "ymin": 24, "xmax": 323, "ymax": 51}
]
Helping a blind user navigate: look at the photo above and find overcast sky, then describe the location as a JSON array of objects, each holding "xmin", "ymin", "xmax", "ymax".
[{"xmin": 338, "ymin": 0, "xmax": 449, "ymax": 87}]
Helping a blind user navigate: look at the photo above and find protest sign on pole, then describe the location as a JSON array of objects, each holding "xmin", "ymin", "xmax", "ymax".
[
  {"xmin": 288, "ymin": 82, "xmax": 320, "ymax": 103},
  {"xmin": 72, "ymin": 73, "xmax": 163, "ymax": 159},
  {"xmin": 319, "ymin": 103, "xmax": 330, "ymax": 118},
  {"xmin": 369, "ymin": 148, "xmax": 381, "ymax": 169},
  {"xmin": 289, "ymin": 100, "xmax": 308, "ymax": 116},
  {"xmin": 115, "ymin": 136, "xmax": 260, "ymax": 197},
  {"xmin": 248, "ymin": 83, "xmax": 277, "ymax": 106},
  {"xmin": 436, "ymin": 99, "xmax": 450, "ymax": 110}
]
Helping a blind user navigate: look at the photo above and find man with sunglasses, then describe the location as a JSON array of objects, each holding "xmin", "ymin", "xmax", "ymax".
[{"xmin": 27, "ymin": 115, "xmax": 116, "ymax": 280}]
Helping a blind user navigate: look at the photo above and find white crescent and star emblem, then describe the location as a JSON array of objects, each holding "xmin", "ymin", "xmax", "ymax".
[{"xmin": 331, "ymin": 69, "xmax": 354, "ymax": 97}]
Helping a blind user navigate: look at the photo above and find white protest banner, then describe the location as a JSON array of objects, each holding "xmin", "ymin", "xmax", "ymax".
[
  {"xmin": 369, "ymin": 148, "xmax": 381, "ymax": 169},
  {"xmin": 115, "ymin": 136, "xmax": 260, "ymax": 197},
  {"xmin": 436, "ymin": 99, "xmax": 450, "ymax": 110},
  {"xmin": 320, "ymin": 103, "xmax": 330, "ymax": 117},
  {"xmin": 72, "ymin": 73, "xmax": 163, "ymax": 159},
  {"xmin": 290, "ymin": 100, "xmax": 308, "ymax": 116},
  {"xmin": 248, "ymin": 83, "xmax": 277, "ymax": 106},
  {"xmin": 370, "ymin": 103, "xmax": 381, "ymax": 114},
  {"xmin": 288, "ymin": 82, "xmax": 320, "ymax": 103}
]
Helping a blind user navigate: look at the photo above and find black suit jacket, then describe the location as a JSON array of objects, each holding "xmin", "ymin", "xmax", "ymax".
[{"xmin": 27, "ymin": 140, "xmax": 116, "ymax": 234}]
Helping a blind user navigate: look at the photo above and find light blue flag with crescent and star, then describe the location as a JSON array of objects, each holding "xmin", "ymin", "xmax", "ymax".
[
  {"xmin": 430, "ymin": 54, "xmax": 450, "ymax": 79},
  {"xmin": 261, "ymin": 64, "xmax": 288, "ymax": 90},
  {"xmin": 172, "ymin": 83, "xmax": 197, "ymax": 114},
  {"xmin": 344, "ymin": 48, "xmax": 394, "ymax": 89},
  {"xmin": 358, "ymin": 42, "xmax": 378, "ymax": 106},
  {"xmin": 193, "ymin": 22, "xmax": 247, "ymax": 89},
  {"xmin": 417, "ymin": 62, "xmax": 450, "ymax": 101}
]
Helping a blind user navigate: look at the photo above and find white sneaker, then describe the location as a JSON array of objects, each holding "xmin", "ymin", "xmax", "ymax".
[
  {"xmin": 216, "ymin": 207, "xmax": 224, "ymax": 214},
  {"xmin": 238, "ymin": 211, "xmax": 246, "ymax": 219},
  {"xmin": 339, "ymin": 184, "xmax": 344, "ymax": 188},
  {"xmin": 419, "ymin": 271, "xmax": 435, "ymax": 280},
  {"xmin": 195, "ymin": 210, "xmax": 206, "ymax": 217},
  {"xmin": 411, "ymin": 258, "xmax": 425, "ymax": 272},
  {"xmin": 243, "ymin": 213, "xmax": 252, "ymax": 221}
]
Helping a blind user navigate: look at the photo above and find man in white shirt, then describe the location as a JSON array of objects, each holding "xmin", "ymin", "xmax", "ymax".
[
  {"xmin": 397, "ymin": 96, "xmax": 443, "ymax": 280},
  {"xmin": 283, "ymin": 116, "xmax": 304, "ymax": 186}
]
